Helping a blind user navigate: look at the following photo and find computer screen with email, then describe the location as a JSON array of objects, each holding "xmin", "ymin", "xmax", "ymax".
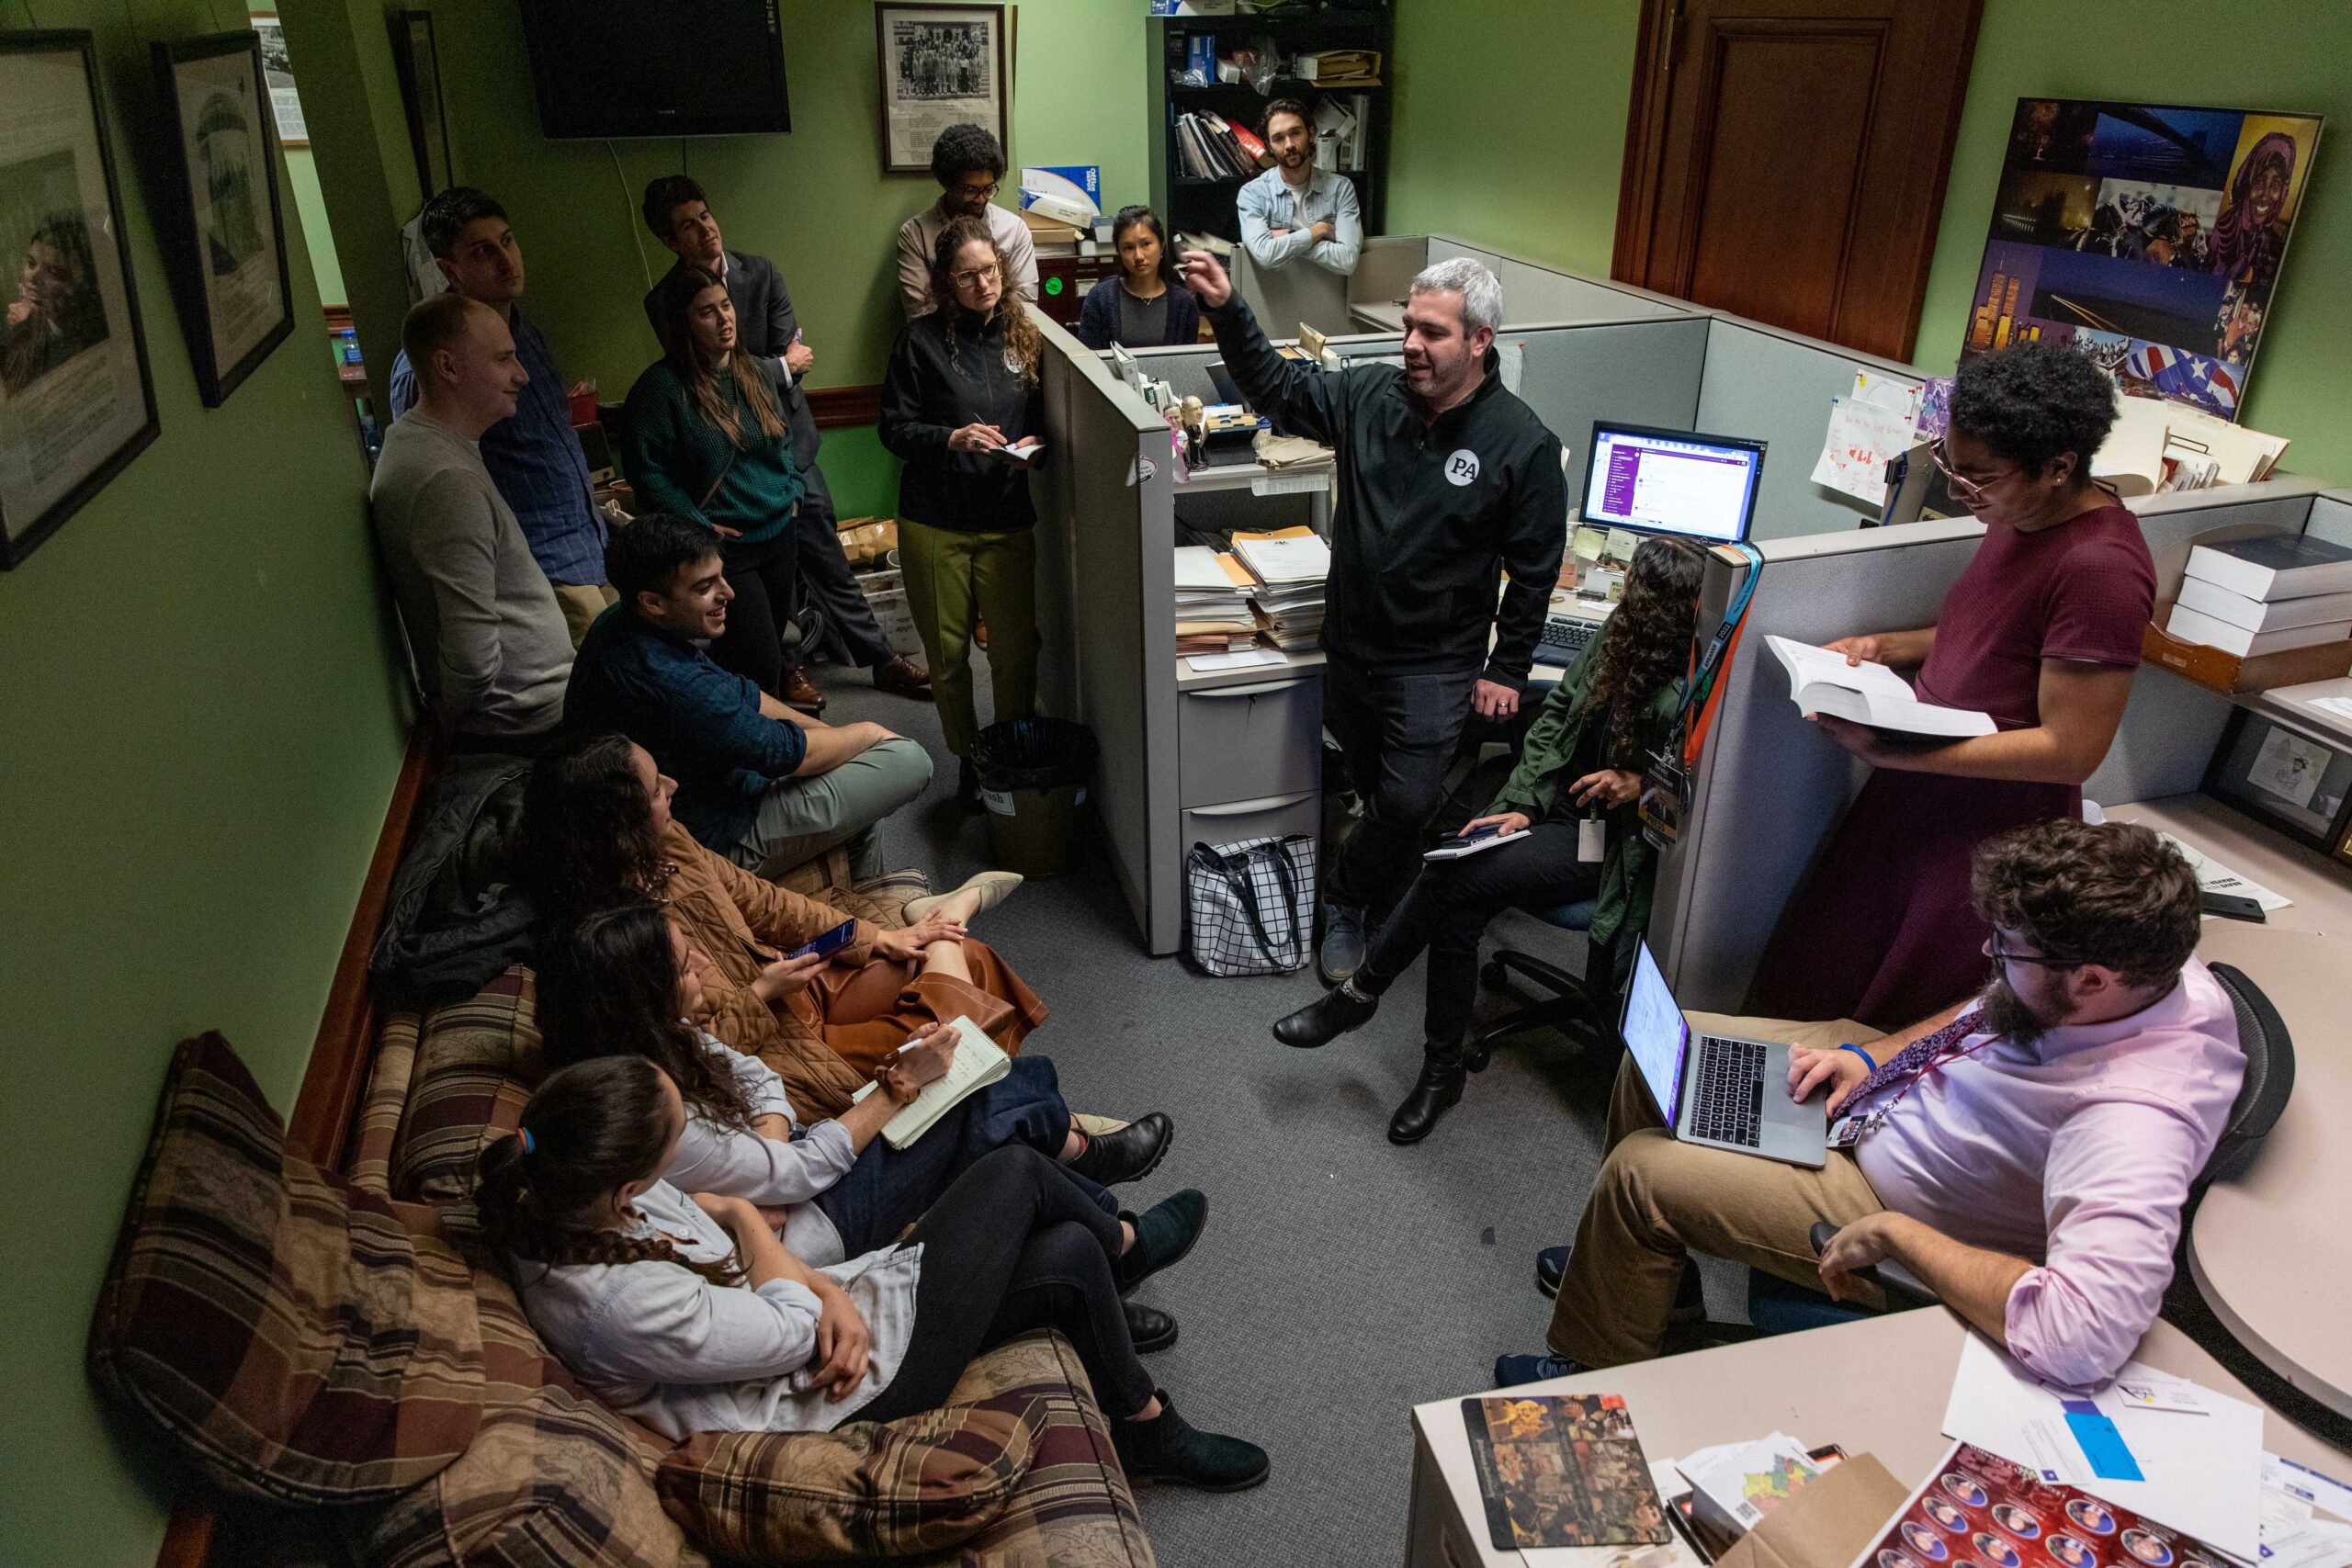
[
  {"xmin": 1582, "ymin": 422, "xmax": 1766, "ymax": 545},
  {"xmin": 1622, "ymin": 939, "xmax": 1689, "ymax": 1121}
]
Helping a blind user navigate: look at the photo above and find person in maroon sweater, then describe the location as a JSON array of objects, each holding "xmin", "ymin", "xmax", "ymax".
[{"xmin": 1749, "ymin": 344, "xmax": 2154, "ymax": 1030}]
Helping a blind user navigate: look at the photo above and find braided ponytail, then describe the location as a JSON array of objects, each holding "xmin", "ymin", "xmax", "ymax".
[{"xmin": 471, "ymin": 1057, "xmax": 745, "ymax": 1287}]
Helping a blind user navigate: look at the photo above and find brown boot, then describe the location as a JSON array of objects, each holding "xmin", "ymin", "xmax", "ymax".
[
  {"xmin": 872, "ymin": 654, "xmax": 933, "ymax": 699},
  {"xmin": 780, "ymin": 668, "xmax": 827, "ymax": 713}
]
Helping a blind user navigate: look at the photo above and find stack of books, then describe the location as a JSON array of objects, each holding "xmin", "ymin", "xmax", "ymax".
[
  {"xmin": 1173, "ymin": 545, "xmax": 1259, "ymax": 655},
  {"xmin": 2167, "ymin": 534, "xmax": 2352, "ymax": 658},
  {"xmin": 1231, "ymin": 527, "xmax": 1329, "ymax": 651},
  {"xmin": 1171, "ymin": 112, "xmax": 1266, "ymax": 181}
]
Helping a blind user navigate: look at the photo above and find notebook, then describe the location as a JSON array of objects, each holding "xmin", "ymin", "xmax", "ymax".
[{"xmin": 847, "ymin": 1016, "xmax": 1011, "ymax": 1148}]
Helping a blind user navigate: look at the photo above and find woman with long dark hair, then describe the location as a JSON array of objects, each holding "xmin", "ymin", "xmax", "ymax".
[
  {"xmin": 1074, "ymin": 206, "xmax": 1200, "ymax": 350},
  {"xmin": 514, "ymin": 730, "xmax": 1047, "ymax": 1115},
  {"xmin": 878, "ymin": 215, "xmax": 1047, "ymax": 809},
  {"xmin": 3, "ymin": 214, "xmax": 107, "ymax": 394},
  {"xmin": 533, "ymin": 903, "xmax": 1173, "ymax": 1278},
  {"xmin": 625, "ymin": 268, "xmax": 811, "ymax": 703},
  {"xmin": 1272, "ymin": 536, "xmax": 1709, "ymax": 1143},
  {"xmin": 474, "ymin": 1057, "xmax": 1268, "ymax": 1489}
]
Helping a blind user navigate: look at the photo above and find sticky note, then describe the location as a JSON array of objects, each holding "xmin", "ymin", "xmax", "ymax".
[
  {"xmin": 1604, "ymin": 527, "xmax": 1641, "ymax": 563},
  {"xmin": 1571, "ymin": 525, "xmax": 1608, "ymax": 561}
]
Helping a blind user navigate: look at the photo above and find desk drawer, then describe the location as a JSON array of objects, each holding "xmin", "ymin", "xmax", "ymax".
[
  {"xmin": 1180, "ymin": 790, "xmax": 1320, "ymax": 854},
  {"xmin": 1179, "ymin": 676, "xmax": 1321, "ymax": 807}
]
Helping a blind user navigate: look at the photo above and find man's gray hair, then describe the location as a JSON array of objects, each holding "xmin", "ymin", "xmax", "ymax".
[{"xmin": 1408, "ymin": 256, "xmax": 1502, "ymax": 334}]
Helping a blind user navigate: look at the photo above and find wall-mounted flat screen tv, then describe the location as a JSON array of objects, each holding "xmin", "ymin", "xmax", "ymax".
[{"xmin": 518, "ymin": 0, "xmax": 790, "ymax": 139}]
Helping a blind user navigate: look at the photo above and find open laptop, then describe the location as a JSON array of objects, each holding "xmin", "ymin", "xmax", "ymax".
[{"xmin": 1621, "ymin": 937, "xmax": 1826, "ymax": 1168}]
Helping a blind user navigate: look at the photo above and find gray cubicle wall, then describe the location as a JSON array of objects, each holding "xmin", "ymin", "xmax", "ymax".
[
  {"xmin": 2310, "ymin": 491, "xmax": 2352, "ymax": 549},
  {"xmin": 1427, "ymin": 236, "xmax": 1690, "ymax": 325},
  {"xmin": 1651, "ymin": 480, "xmax": 2330, "ymax": 1011}
]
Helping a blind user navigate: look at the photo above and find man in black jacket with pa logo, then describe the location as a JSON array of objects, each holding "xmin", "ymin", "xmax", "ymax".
[{"xmin": 1181, "ymin": 249, "xmax": 1566, "ymax": 1001}]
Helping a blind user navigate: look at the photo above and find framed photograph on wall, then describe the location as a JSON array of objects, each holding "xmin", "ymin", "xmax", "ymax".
[
  {"xmin": 875, "ymin": 3, "xmax": 1009, "ymax": 175},
  {"xmin": 2202, "ymin": 706, "xmax": 2352, "ymax": 853},
  {"xmin": 247, "ymin": 12, "xmax": 306, "ymax": 146},
  {"xmin": 390, "ymin": 9, "xmax": 453, "ymax": 199},
  {"xmin": 0, "ymin": 30, "xmax": 162, "ymax": 570},
  {"xmin": 151, "ymin": 31, "xmax": 295, "ymax": 407}
]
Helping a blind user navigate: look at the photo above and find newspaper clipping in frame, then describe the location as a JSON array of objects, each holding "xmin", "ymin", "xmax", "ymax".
[{"xmin": 877, "ymin": 5, "xmax": 1008, "ymax": 173}]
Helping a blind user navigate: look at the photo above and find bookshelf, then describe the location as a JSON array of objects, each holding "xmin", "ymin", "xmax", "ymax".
[{"xmin": 1145, "ymin": 7, "xmax": 1393, "ymax": 247}]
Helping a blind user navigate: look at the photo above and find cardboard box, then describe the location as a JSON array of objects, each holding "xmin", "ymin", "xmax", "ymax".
[
  {"xmin": 835, "ymin": 517, "xmax": 898, "ymax": 569},
  {"xmin": 1715, "ymin": 1454, "xmax": 1909, "ymax": 1568}
]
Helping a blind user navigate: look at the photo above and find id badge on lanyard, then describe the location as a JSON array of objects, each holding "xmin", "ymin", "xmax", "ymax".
[{"xmin": 1639, "ymin": 748, "xmax": 1690, "ymax": 851}]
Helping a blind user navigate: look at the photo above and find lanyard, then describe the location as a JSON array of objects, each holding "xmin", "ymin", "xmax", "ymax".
[
  {"xmin": 1850, "ymin": 1033, "xmax": 2001, "ymax": 1139},
  {"xmin": 1668, "ymin": 542, "xmax": 1763, "ymax": 755}
]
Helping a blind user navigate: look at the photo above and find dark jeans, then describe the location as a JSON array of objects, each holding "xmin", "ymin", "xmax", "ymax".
[
  {"xmin": 811, "ymin": 1055, "xmax": 1113, "ymax": 1256},
  {"xmin": 792, "ymin": 464, "xmax": 897, "ymax": 670},
  {"xmin": 1322, "ymin": 657, "xmax": 1482, "ymax": 917},
  {"xmin": 856, "ymin": 1146, "xmax": 1153, "ymax": 1426},
  {"xmin": 1354, "ymin": 821, "xmax": 1603, "ymax": 1054},
  {"xmin": 713, "ymin": 529, "xmax": 800, "ymax": 695}
]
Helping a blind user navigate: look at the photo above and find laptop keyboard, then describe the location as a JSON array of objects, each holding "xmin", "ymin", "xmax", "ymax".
[{"xmin": 1689, "ymin": 1036, "xmax": 1766, "ymax": 1147}]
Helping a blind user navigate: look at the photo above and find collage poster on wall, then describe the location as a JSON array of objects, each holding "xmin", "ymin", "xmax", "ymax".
[{"xmin": 1962, "ymin": 98, "xmax": 2324, "ymax": 421}]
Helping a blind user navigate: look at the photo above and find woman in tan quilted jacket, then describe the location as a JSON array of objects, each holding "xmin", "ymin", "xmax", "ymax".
[{"xmin": 517, "ymin": 731, "xmax": 1043, "ymax": 1119}]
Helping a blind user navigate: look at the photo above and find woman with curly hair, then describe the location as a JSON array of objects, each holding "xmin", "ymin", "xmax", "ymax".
[
  {"xmin": 472, "ymin": 1057, "xmax": 1266, "ymax": 1488},
  {"xmin": 1747, "ymin": 341, "xmax": 2153, "ymax": 1029},
  {"xmin": 877, "ymin": 214, "xmax": 1047, "ymax": 810},
  {"xmin": 1271, "ymin": 536, "xmax": 1708, "ymax": 1143}
]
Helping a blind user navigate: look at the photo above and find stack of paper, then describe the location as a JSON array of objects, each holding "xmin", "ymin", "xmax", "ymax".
[
  {"xmin": 1231, "ymin": 526, "xmax": 1329, "ymax": 650},
  {"xmin": 2092, "ymin": 395, "xmax": 2290, "ymax": 496},
  {"xmin": 1173, "ymin": 545, "xmax": 1258, "ymax": 654},
  {"xmin": 1291, "ymin": 48, "xmax": 1380, "ymax": 85}
]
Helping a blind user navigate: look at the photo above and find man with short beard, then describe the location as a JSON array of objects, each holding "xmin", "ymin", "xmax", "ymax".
[
  {"xmin": 1236, "ymin": 97, "xmax": 1361, "ymax": 276},
  {"xmin": 1507, "ymin": 819, "xmax": 2244, "ymax": 1391}
]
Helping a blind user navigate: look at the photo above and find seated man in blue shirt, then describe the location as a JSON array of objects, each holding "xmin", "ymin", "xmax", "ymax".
[
  {"xmin": 567, "ymin": 513, "xmax": 933, "ymax": 882},
  {"xmin": 390, "ymin": 186, "xmax": 614, "ymax": 644}
]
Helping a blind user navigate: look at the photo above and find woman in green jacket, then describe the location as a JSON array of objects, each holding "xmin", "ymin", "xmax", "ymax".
[
  {"xmin": 1272, "ymin": 536, "xmax": 1707, "ymax": 1143},
  {"xmin": 626, "ymin": 269, "xmax": 807, "ymax": 700}
]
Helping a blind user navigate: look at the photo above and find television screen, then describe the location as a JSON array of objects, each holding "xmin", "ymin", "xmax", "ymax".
[{"xmin": 518, "ymin": 0, "xmax": 790, "ymax": 139}]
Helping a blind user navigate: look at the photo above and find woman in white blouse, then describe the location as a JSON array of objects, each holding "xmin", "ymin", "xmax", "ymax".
[{"xmin": 473, "ymin": 1056, "xmax": 1270, "ymax": 1490}]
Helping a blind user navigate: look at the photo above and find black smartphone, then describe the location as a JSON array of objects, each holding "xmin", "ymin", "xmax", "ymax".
[
  {"xmin": 2198, "ymin": 889, "xmax": 2267, "ymax": 923},
  {"xmin": 786, "ymin": 919, "xmax": 858, "ymax": 961}
]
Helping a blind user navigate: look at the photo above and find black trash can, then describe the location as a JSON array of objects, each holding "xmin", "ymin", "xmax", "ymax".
[{"xmin": 971, "ymin": 717, "xmax": 1099, "ymax": 878}]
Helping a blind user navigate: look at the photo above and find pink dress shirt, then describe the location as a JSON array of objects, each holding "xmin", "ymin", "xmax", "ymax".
[{"xmin": 1853, "ymin": 956, "xmax": 2244, "ymax": 1387}]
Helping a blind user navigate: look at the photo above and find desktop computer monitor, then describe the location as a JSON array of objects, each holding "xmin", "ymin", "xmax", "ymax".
[{"xmin": 1582, "ymin": 421, "xmax": 1767, "ymax": 545}]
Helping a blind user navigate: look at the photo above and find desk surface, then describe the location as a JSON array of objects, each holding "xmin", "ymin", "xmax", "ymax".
[
  {"xmin": 1351, "ymin": 300, "xmax": 1408, "ymax": 333},
  {"xmin": 1410, "ymin": 1311, "xmax": 2349, "ymax": 1568},
  {"xmin": 2107, "ymin": 793, "xmax": 2352, "ymax": 937}
]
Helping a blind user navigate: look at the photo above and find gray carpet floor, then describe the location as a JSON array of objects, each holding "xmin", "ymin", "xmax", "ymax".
[{"xmin": 823, "ymin": 658, "xmax": 1730, "ymax": 1568}]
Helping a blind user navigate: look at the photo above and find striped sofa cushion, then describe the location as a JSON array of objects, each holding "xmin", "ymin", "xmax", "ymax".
[
  {"xmin": 390, "ymin": 965, "xmax": 540, "ymax": 1203},
  {"xmin": 87, "ymin": 1032, "xmax": 487, "ymax": 1505}
]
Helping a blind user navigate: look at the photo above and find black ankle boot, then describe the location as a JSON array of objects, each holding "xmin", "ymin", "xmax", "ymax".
[
  {"xmin": 1272, "ymin": 983, "xmax": 1377, "ymax": 1048},
  {"xmin": 1069, "ymin": 1112, "xmax": 1173, "ymax": 1186},
  {"xmin": 1387, "ymin": 1053, "xmax": 1465, "ymax": 1145},
  {"xmin": 1113, "ymin": 1392, "xmax": 1270, "ymax": 1492},
  {"xmin": 1124, "ymin": 1300, "xmax": 1178, "ymax": 1354}
]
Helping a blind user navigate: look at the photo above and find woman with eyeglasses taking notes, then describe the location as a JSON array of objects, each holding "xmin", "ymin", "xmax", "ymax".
[{"xmin": 1747, "ymin": 344, "xmax": 2155, "ymax": 1031}]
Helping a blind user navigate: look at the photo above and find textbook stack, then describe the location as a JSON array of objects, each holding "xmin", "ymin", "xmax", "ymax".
[
  {"xmin": 2166, "ymin": 534, "xmax": 2352, "ymax": 659},
  {"xmin": 1171, "ymin": 111, "xmax": 1267, "ymax": 180},
  {"xmin": 1173, "ymin": 545, "xmax": 1260, "ymax": 654},
  {"xmin": 1231, "ymin": 527, "xmax": 1329, "ymax": 651}
]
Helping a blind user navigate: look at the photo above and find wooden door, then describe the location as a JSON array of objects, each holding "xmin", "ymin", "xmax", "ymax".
[{"xmin": 1612, "ymin": 0, "xmax": 1983, "ymax": 360}]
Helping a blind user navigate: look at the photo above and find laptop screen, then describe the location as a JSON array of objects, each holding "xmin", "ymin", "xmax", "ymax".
[{"xmin": 1621, "ymin": 938, "xmax": 1690, "ymax": 1121}]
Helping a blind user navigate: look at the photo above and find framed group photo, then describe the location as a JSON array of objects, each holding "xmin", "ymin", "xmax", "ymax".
[
  {"xmin": 152, "ymin": 29, "xmax": 295, "ymax": 407},
  {"xmin": 0, "ymin": 30, "xmax": 162, "ymax": 570},
  {"xmin": 875, "ymin": 3, "xmax": 1009, "ymax": 175}
]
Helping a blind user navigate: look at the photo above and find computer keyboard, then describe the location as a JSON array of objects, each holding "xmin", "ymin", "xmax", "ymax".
[
  {"xmin": 1689, "ymin": 1036, "xmax": 1766, "ymax": 1146},
  {"xmin": 1537, "ymin": 613, "xmax": 1600, "ymax": 662}
]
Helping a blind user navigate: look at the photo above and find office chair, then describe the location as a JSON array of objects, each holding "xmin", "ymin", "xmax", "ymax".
[
  {"xmin": 1732, "ymin": 960, "xmax": 2296, "ymax": 1338},
  {"xmin": 1465, "ymin": 898, "xmax": 1619, "ymax": 1070}
]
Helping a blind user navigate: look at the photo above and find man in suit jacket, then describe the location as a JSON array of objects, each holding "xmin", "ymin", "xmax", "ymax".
[{"xmin": 641, "ymin": 175, "xmax": 930, "ymax": 712}]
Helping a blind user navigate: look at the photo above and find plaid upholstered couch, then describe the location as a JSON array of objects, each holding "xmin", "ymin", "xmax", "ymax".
[{"xmin": 90, "ymin": 964, "xmax": 1160, "ymax": 1567}]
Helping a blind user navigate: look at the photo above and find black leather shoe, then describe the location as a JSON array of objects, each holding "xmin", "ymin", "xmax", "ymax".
[
  {"xmin": 1114, "ymin": 1190, "xmax": 1207, "ymax": 1296},
  {"xmin": 1387, "ymin": 1055, "xmax": 1465, "ymax": 1145},
  {"xmin": 1124, "ymin": 1301, "xmax": 1178, "ymax": 1355},
  {"xmin": 1272, "ymin": 984, "xmax": 1377, "ymax": 1049},
  {"xmin": 1070, "ymin": 1113, "xmax": 1173, "ymax": 1186},
  {"xmin": 1113, "ymin": 1392, "xmax": 1269, "ymax": 1492},
  {"xmin": 956, "ymin": 758, "xmax": 983, "ymax": 813}
]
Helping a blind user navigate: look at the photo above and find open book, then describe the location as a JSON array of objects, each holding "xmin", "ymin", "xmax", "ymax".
[
  {"xmin": 1764, "ymin": 636, "xmax": 1995, "ymax": 739},
  {"xmin": 847, "ymin": 1016, "xmax": 1011, "ymax": 1149}
]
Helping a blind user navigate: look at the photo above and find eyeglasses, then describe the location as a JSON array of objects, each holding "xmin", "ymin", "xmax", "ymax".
[
  {"xmin": 1984, "ymin": 935, "xmax": 2081, "ymax": 971},
  {"xmin": 951, "ymin": 265, "xmax": 1000, "ymax": 288},
  {"xmin": 955, "ymin": 180, "xmax": 1000, "ymax": 199},
  {"xmin": 1928, "ymin": 439, "xmax": 2017, "ymax": 504}
]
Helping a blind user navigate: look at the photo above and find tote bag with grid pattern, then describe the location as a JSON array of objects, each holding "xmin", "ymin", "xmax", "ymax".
[{"xmin": 1184, "ymin": 834, "xmax": 1317, "ymax": 976}]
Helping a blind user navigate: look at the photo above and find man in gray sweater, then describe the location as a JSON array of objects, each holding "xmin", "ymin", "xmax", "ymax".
[{"xmin": 371, "ymin": 293, "xmax": 574, "ymax": 747}]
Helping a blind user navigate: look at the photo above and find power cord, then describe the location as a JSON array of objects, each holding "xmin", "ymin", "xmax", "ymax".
[{"xmin": 607, "ymin": 140, "xmax": 653, "ymax": 290}]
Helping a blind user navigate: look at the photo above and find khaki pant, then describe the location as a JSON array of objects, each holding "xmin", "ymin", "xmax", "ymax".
[
  {"xmin": 898, "ymin": 519, "xmax": 1038, "ymax": 759},
  {"xmin": 552, "ymin": 581, "xmax": 620, "ymax": 648},
  {"xmin": 1547, "ymin": 1011, "xmax": 1889, "ymax": 1368}
]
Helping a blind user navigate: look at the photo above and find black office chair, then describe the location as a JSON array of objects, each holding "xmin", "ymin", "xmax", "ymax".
[
  {"xmin": 1465, "ymin": 898, "xmax": 1622, "ymax": 1069},
  {"xmin": 1736, "ymin": 960, "xmax": 2296, "ymax": 1336}
]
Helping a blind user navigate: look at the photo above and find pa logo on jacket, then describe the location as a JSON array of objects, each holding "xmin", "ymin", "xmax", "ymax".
[{"xmin": 1443, "ymin": 448, "xmax": 1481, "ymax": 486}]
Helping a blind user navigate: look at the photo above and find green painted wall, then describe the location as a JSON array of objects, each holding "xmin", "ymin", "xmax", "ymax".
[
  {"xmin": 0, "ymin": 4, "xmax": 409, "ymax": 1565},
  {"xmin": 247, "ymin": 0, "xmax": 347, "ymax": 307},
  {"xmin": 1386, "ymin": 0, "xmax": 2348, "ymax": 484},
  {"xmin": 421, "ymin": 0, "xmax": 1148, "ymax": 517}
]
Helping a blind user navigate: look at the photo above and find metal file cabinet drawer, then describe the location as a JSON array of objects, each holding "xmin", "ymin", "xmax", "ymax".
[
  {"xmin": 1178, "ymin": 789, "xmax": 1320, "ymax": 855},
  {"xmin": 1177, "ymin": 675, "xmax": 1322, "ymax": 807}
]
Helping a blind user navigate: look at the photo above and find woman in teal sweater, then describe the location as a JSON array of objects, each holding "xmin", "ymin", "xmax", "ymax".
[{"xmin": 627, "ymin": 270, "xmax": 807, "ymax": 697}]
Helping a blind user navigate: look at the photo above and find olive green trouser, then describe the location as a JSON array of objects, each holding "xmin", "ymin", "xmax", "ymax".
[
  {"xmin": 1547, "ymin": 1011, "xmax": 1889, "ymax": 1368},
  {"xmin": 898, "ymin": 518, "xmax": 1038, "ymax": 759}
]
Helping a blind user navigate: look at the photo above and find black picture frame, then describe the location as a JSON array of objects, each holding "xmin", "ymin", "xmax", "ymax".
[
  {"xmin": 875, "ymin": 3, "xmax": 1010, "ymax": 175},
  {"xmin": 2201, "ymin": 705, "xmax": 2352, "ymax": 854},
  {"xmin": 150, "ymin": 30, "xmax": 295, "ymax": 408},
  {"xmin": 0, "ymin": 29, "xmax": 162, "ymax": 570},
  {"xmin": 390, "ymin": 9, "xmax": 452, "ymax": 199}
]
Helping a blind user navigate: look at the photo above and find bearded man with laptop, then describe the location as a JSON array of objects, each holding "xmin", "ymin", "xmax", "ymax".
[{"xmin": 1499, "ymin": 818, "xmax": 2243, "ymax": 1391}]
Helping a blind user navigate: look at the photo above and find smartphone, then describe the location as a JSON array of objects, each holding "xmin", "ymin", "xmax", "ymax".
[
  {"xmin": 786, "ymin": 919, "xmax": 857, "ymax": 961},
  {"xmin": 2199, "ymin": 889, "xmax": 2267, "ymax": 923}
]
